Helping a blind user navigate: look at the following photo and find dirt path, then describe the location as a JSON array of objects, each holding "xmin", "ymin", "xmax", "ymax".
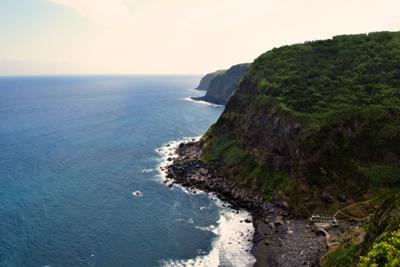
[{"xmin": 333, "ymin": 199, "xmax": 375, "ymax": 221}]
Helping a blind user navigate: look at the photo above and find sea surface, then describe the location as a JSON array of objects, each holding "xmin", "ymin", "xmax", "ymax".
[{"xmin": 0, "ymin": 76, "xmax": 255, "ymax": 267}]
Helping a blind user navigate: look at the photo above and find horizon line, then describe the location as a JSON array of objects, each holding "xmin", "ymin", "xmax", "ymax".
[{"xmin": 0, "ymin": 73, "xmax": 203, "ymax": 78}]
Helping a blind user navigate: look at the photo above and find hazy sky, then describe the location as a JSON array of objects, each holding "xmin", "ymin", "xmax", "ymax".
[{"xmin": 1, "ymin": 0, "xmax": 399, "ymax": 75}]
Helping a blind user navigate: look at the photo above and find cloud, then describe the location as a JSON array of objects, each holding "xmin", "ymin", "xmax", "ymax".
[{"xmin": 47, "ymin": 0, "xmax": 130, "ymax": 24}]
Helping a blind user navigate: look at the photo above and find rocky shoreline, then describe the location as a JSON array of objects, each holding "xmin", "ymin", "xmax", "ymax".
[{"xmin": 162, "ymin": 141, "xmax": 327, "ymax": 267}]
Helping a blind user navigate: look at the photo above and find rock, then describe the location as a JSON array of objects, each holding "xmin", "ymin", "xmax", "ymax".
[
  {"xmin": 199, "ymin": 168, "xmax": 208, "ymax": 175},
  {"xmin": 338, "ymin": 194, "xmax": 347, "ymax": 202},
  {"xmin": 132, "ymin": 191, "xmax": 143, "ymax": 197},
  {"xmin": 321, "ymin": 192, "xmax": 334, "ymax": 203},
  {"xmin": 281, "ymin": 201, "xmax": 290, "ymax": 210},
  {"xmin": 163, "ymin": 140, "xmax": 328, "ymax": 267}
]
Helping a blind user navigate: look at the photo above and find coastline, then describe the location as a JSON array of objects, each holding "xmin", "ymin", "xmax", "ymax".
[
  {"xmin": 162, "ymin": 140, "xmax": 328, "ymax": 267},
  {"xmin": 156, "ymin": 138, "xmax": 256, "ymax": 267},
  {"xmin": 184, "ymin": 97, "xmax": 224, "ymax": 108}
]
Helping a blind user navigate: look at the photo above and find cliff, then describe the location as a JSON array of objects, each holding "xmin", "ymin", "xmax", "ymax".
[
  {"xmin": 199, "ymin": 32, "xmax": 400, "ymax": 264},
  {"xmin": 195, "ymin": 70, "xmax": 225, "ymax": 91},
  {"xmin": 202, "ymin": 31, "xmax": 400, "ymax": 213},
  {"xmin": 192, "ymin": 63, "xmax": 249, "ymax": 104}
]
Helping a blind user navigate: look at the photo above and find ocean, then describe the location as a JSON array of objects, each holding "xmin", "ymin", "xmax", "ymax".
[{"xmin": 0, "ymin": 76, "xmax": 255, "ymax": 267}]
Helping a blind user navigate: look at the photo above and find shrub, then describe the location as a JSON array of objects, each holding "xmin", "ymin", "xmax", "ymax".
[{"xmin": 359, "ymin": 230, "xmax": 400, "ymax": 267}]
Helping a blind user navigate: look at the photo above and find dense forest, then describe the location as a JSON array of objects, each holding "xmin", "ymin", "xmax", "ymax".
[{"xmin": 252, "ymin": 32, "xmax": 400, "ymax": 113}]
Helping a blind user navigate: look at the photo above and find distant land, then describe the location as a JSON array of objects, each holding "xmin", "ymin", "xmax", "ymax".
[
  {"xmin": 192, "ymin": 63, "xmax": 249, "ymax": 105},
  {"xmin": 195, "ymin": 70, "xmax": 225, "ymax": 91}
]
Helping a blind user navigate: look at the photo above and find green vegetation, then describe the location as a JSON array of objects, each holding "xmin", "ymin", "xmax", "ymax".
[
  {"xmin": 319, "ymin": 190, "xmax": 399, "ymax": 266},
  {"xmin": 359, "ymin": 230, "xmax": 400, "ymax": 267},
  {"xmin": 203, "ymin": 31, "xmax": 400, "ymax": 203},
  {"xmin": 359, "ymin": 165, "xmax": 400, "ymax": 186},
  {"xmin": 202, "ymin": 136, "xmax": 290, "ymax": 200},
  {"xmin": 322, "ymin": 245, "xmax": 359, "ymax": 267},
  {"xmin": 250, "ymin": 31, "xmax": 400, "ymax": 114},
  {"xmin": 359, "ymin": 192, "xmax": 400, "ymax": 267},
  {"xmin": 247, "ymin": 33, "xmax": 400, "ymax": 189},
  {"xmin": 200, "ymin": 32, "xmax": 400, "ymax": 265}
]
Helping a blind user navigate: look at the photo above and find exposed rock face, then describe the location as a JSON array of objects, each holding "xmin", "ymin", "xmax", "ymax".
[
  {"xmin": 213, "ymin": 89, "xmax": 302, "ymax": 171},
  {"xmin": 195, "ymin": 70, "xmax": 225, "ymax": 91},
  {"xmin": 204, "ymin": 76, "xmax": 362, "ymax": 215},
  {"xmin": 192, "ymin": 63, "xmax": 249, "ymax": 104}
]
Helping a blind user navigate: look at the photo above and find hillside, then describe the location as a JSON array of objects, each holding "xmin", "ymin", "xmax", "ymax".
[
  {"xmin": 195, "ymin": 70, "xmax": 225, "ymax": 91},
  {"xmin": 192, "ymin": 63, "xmax": 249, "ymax": 104},
  {"xmin": 199, "ymin": 32, "xmax": 400, "ymax": 265}
]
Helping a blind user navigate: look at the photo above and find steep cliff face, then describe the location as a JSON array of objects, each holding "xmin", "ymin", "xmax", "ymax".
[
  {"xmin": 192, "ymin": 63, "xmax": 249, "ymax": 104},
  {"xmin": 201, "ymin": 32, "xmax": 400, "ymax": 215},
  {"xmin": 195, "ymin": 70, "xmax": 225, "ymax": 91}
]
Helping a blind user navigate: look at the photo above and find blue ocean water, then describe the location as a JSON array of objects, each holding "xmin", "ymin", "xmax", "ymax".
[{"xmin": 0, "ymin": 76, "xmax": 254, "ymax": 267}]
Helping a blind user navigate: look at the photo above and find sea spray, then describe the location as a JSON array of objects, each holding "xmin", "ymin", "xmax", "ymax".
[
  {"xmin": 183, "ymin": 97, "xmax": 224, "ymax": 108},
  {"xmin": 156, "ymin": 138, "xmax": 256, "ymax": 267}
]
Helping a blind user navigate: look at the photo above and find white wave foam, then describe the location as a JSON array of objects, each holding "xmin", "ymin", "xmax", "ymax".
[
  {"xmin": 160, "ymin": 202, "xmax": 255, "ymax": 267},
  {"xmin": 132, "ymin": 190, "xmax": 143, "ymax": 197},
  {"xmin": 156, "ymin": 138, "xmax": 256, "ymax": 267},
  {"xmin": 155, "ymin": 136, "xmax": 200, "ymax": 186},
  {"xmin": 183, "ymin": 97, "xmax": 224, "ymax": 108},
  {"xmin": 195, "ymin": 224, "xmax": 217, "ymax": 232}
]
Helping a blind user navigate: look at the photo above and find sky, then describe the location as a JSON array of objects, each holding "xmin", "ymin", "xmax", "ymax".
[{"xmin": 0, "ymin": 0, "xmax": 399, "ymax": 75}]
